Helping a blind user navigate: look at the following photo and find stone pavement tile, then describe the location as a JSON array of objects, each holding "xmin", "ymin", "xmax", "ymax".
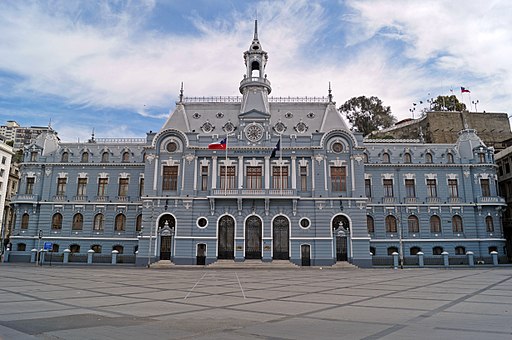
[
  {"xmin": 47, "ymin": 324, "xmax": 193, "ymax": 340},
  {"xmin": 270, "ymin": 284, "xmax": 334, "ymax": 293},
  {"xmin": 22, "ymin": 288, "xmax": 107, "ymax": 300},
  {"xmin": 180, "ymin": 294, "xmax": 259, "ymax": 307},
  {"xmin": 239, "ymin": 316, "xmax": 390, "ymax": 340},
  {"xmin": 127, "ymin": 289, "xmax": 203, "ymax": 300},
  {"xmin": 466, "ymin": 294, "xmax": 512, "ymax": 304},
  {"xmin": 444, "ymin": 301, "xmax": 512, "ymax": 315},
  {"xmin": 481, "ymin": 289, "xmax": 512, "ymax": 297},
  {"xmin": 281, "ymin": 292, "xmax": 368, "ymax": 305},
  {"xmin": 87, "ymin": 285, "xmax": 161, "ymax": 295},
  {"xmin": 0, "ymin": 300, "xmax": 68, "ymax": 316},
  {"xmin": 309, "ymin": 305, "xmax": 425, "ymax": 324},
  {"xmin": 161, "ymin": 307, "xmax": 283, "ymax": 322},
  {"xmin": 0, "ymin": 307, "xmax": 117, "ymax": 322},
  {"xmin": 192, "ymin": 330, "xmax": 264, "ymax": 340},
  {"xmin": 241, "ymin": 289, "xmax": 303, "ymax": 299},
  {"xmin": 415, "ymin": 311, "xmax": 512, "ymax": 335},
  {"xmin": 192, "ymin": 286, "xmax": 243, "ymax": 295},
  {"xmin": 230, "ymin": 300, "xmax": 336, "ymax": 316},
  {"xmin": 327, "ymin": 287, "xmax": 394, "ymax": 297},
  {"xmin": 0, "ymin": 324, "xmax": 36, "ymax": 339},
  {"xmin": 0, "ymin": 292, "xmax": 37, "ymax": 302},
  {"xmin": 97, "ymin": 300, "xmax": 206, "ymax": 317},
  {"xmin": 61, "ymin": 295, "xmax": 149, "ymax": 308},
  {"xmin": 377, "ymin": 323, "xmax": 512, "ymax": 340},
  {"xmin": 386, "ymin": 290, "xmax": 465, "ymax": 300},
  {"xmin": 353, "ymin": 296, "xmax": 449, "ymax": 310}
]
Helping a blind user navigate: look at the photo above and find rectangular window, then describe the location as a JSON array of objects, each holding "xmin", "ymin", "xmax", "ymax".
[
  {"xmin": 331, "ymin": 166, "xmax": 346, "ymax": 192},
  {"xmin": 77, "ymin": 178, "xmax": 87, "ymax": 196},
  {"xmin": 139, "ymin": 178, "xmax": 144, "ymax": 197},
  {"xmin": 272, "ymin": 166, "xmax": 289, "ymax": 189},
  {"xmin": 246, "ymin": 166, "xmax": 262, "ymax": 189},
  {"xmin": 300, "ymin": 166, "xmax": 307, "ymax": 191},
  {"xmin": 1, "ymin": 156, "xmax": 5, "ymax": 164},
  {"xmin": 365, "ymin": 179, "xmax": 372, "ymax": 197},
  {"xmin": 481, "ymin": 179, "xmax": 491, "ymax": 197},
  {"xmin": 97, "ymin": 178, "xmax": 108, "ymax": 196},
  {"xmin": 507, "ymin": 162, "xmax": 511, "ymax": 174},
  {"xmin": 201, "ymin": 166, "xmax": 208, "ymax": 191},
  {"xmin": 30, "ymin": 151, "xmax": 37, "ymax": 162},
  {"xmin": 448, "ymin": 179, "xmax": 458, "ymax": 197},
  {"xmin": 26, "ymin": 177, "xmax": 35, "ymax": 195},
  {"xmin": 220, "ymin": 166, "xmax": 236, "ymax": 190},
  {"xmin": 56, "ymin": 178, "xmax": 67, "ymax": 196},
  {"xmin": 383, "ymin": 179, "xmax": 393, "ymax": 197},
  {"xmin": 405, "ymin": 179, "xmax": 415, "ymax": 197},
  {"xmin": 427, "ymin": 179, "xmax": 437, "ymax": 197},
  {"xmin": 162, "ymin": 166, "xmax": 178, "ymax": 191},
  {"xmin": 0, "ymin": 169, "xmax": 4, "ymax": 177},
  {"xmin": 118, "ymin": 178, "xmax": 129, "ymax": 196}
]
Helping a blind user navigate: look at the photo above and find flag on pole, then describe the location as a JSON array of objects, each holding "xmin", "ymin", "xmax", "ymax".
[
  {"xmin": 270, "ymin": 139, "xmax": 280, "ymax": 158},
  {"xmin": 208, "ymin": 137, "xmax": 227, "ymax": 150},
  {"xmin": 461, "ymin": 87, "xmax": 470, "ymax": 93}
]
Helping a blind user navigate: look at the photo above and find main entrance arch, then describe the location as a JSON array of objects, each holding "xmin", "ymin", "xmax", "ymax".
[
  {"xmin": 218, "ymin": 215, "xmax": 235, "ymax": 259},
  {"xmin": 245, "ymin": 215, "xmax": 262, "ymax": 259},
  {"xmin": 332, "ymin": 215, "xmax": 350, "ymax": 261},
  {"xmin": 158, "ymin": 214, "xmax": 175, "ymax": 260},
  {"xmin": 273, "ymin": 215, "xmax": 289, "ymax": 260}
]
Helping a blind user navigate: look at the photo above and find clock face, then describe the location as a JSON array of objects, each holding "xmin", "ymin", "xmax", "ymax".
[{"xmin": 245, "ymin": 123, "xmax": 264, "ymax": 142}]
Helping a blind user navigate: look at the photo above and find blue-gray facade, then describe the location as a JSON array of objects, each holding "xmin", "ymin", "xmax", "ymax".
[{"xmin": 9, "ymin": 22, "xmax": 507, "ymax": 266}]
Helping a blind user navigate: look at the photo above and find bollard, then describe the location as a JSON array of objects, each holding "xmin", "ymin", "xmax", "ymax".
[
  {"xmin": 63, "ymin": 249, "xmax": 71, "ymax": 264},
  {"xmin": 40, "ymin": 249, "xmax": 45, "ymax": 265},
  {"xmin": 31, "ymin": 248, "xmax": 37, "ymax": 263},
  {"xmin": 441, "ymin": 251, "xmax": 449, "ymax": 267},
  {"xmin": 466, "ymin": 251, "xmax": 474, "ymax": 267},
  {"xmin": 490, "ymin": 251, "xmax": 498, "ymax": 266},
  {"xmin": 417, "ymin": 252, "xmax": 424, "ymax": 268},
  {"xmin": 111, "ymin": 250, "xmax": 119, "ymax": 265},
  {"xmin": 392, "ymin": 252, "xmax": 399, "ymax": 269},
  {"xmin": 3, "ymin": 250, "xmax": 9, "ymax": 263},
  {"xmin": 87, "ymin": 249, "xmax": 95, "ymax": 264}
]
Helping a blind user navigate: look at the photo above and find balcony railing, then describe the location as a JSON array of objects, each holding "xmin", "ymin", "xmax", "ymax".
[
  {"xmin": 73, "ymin": 195, "xmax": 88, "ymax": 202},
  {"xmin": 211, "ymin": 189, "xmax": 296, "ymax": 196},
  {"xmin": 94, "ymin": 196, "xmax": 109, "ymax": 202},
  {"xmin": 383, "ymin": 197, "xmax": 396, "ymax": 204},
  {"xmin": 116, "ymin": 196, "xmax": 130, "ymax": 202},
  {"xmin": 426, "ymin": 197, "xmax": 441, "ymax": 204},
  {"xmin": 53, "ymin": 195, "xmax": 67, "ymax": 201},
  {"xmin": 448, "ymin": 197, "xmax": 461, "ymax": 203},
  {"xmin": 476, "ymin": 196, "xmax": 506, "ymax": 204},
  {"xmin": 404, "ymin": 197, "xmax": 417, "ymax": 204},
  {"xmin": 12, "ymin": 194, "xmax": 39, "ymax": 201}
]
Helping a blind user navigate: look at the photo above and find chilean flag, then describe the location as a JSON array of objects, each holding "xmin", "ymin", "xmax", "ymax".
[
  {"xmin": 208, "ymin": 137, "xmax": 227, "ymax": 150},
  {"xmin": 461, "ymin": 87, "xmax": 470, "ymax": 93}
]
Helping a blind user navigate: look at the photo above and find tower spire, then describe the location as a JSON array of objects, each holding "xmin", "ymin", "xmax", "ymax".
[
  {"xmin": 179, "ymin": 82, "xmax": 184, "ymax": 103},
  {"xmin": 328, "ymin": 82, "xmax": 333, "ymax": 103},
  {"xmin": 254, "ymin": 19, "xmax": 258, "ymax": 40}
]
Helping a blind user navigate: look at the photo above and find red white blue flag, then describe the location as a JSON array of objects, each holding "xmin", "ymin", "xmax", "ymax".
[
  {"xmin": 461, "ymin": 87, "xmax": 470, "ymax": 93},
  {"xmin": 208, "ymin": 137, "xmax": 227, "ymax": 150}
]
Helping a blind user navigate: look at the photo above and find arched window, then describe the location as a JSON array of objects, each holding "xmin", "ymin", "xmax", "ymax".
[
  {"xmin": 455, "ymin": 246, "xmax": 465, "ymax": 255},
  {"xmin": 81, "ymin": 152, "xmax": 89, "ymax": 163},
  {"xmin": 91, "ymin": 244, "xmax": 102, "ymax": 253},
  {"xmin": 21, "ymin": 213, "xmax": 29, "ymax": 229},
  {"xmin": 447, "ymin": 153, "xmax": 454, "ymax": 164},
  {"xmin": 61, "ymin": 152, "xmax": 69, "ymax": 162},
  {"xmin": 452, "ymin": 215, "xmax": 463, "ymax": 232},
  {"xmin": 370, "ymin": 247, "xmax": 376, "ymax": 256},
  {"xmin": 52, "ymin": 244, "xmax": 59, "ymax": 252},
  {"xmin": 404, "ymin": 153, "xmax": 412, "ymax": 163},
  {"xmin": 113, "ymin": 245, "xmax": 124, "ymax": 254},
  {"xmin": 410, "ymin": 246, "xmax": 421, "ymax": 255},
  {"xmin": 93, "ymin": 213, "xmax": 104, "ymax": 231},
  {"xmin": 136, "ymin": 214, "xmax": 142, "ymax": 232},
  {"xmin": 115, "ymin": 214, "xmax": 126, "ymax": 231},
  {"xmin": 430, "ymin": 215, "xmax": 441, "ymax": 233},
  {"xmin": 363, "ymin": 153, "xmax": 369, "ymax": 163},
  {"xmin": 122, "ymin": 151, "xmax": 130, "ymax": 162},
  {"xmin": 17, "ymin": 243, "xmax": 26, "ymax": 251},
  {"xmin": 382, "ymin": 152, "xmax": 390, "ymax": 163},
  {"xmin": 101, "ymin": 152, "xmax": 109, "ymax": 162},
  {"xmin": 485, "ymin": 216, "xmax": 494, "ymax": 232},
  {"xmin": 385, "ymin": 215, "xmax": 397, "ymax": 233},
  {"xmin": 70, "ymin": 244, "xmax": 80, "ymax": 253},
  {"xmin": 52, "ymin": 213, "xmax": 63, "ymax": 229},
  {"xmin": 425, "ymin": 152, "xmax": 433, "ymax": 163},
  {"xmin": 432, "ymin": 246, "xmax": 444, "ymax": 255},
  {"xmin": 387, "ymin": 246, "xmax": 399, "ymax": 255},
  {"xmin": 72, "ymin": 213, "xmax": 83, "ymax": 230},
  {"xmin": 408, "ymin": 215, "xmax": 419, "ymax": 233},
  {"xmin": 367, "ymin": 215, "xmax": 375, "ymax": 233}
]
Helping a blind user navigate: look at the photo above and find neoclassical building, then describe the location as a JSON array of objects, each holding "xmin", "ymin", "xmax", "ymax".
[{"xmin": 9, "ymin": 22, "xmax": 507, "ymax": 267}]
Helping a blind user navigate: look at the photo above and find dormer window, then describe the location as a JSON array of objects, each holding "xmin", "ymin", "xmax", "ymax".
[
  {"xmin": 101, "ymin": 152, "xmax": 109, "ymax": 163},
  {"xmin": 30, "ymin": 151, "xmax": 38, "ymax": 162},
  {"xmin": 478, "ymin": 153, "xmax": 486, "ymax": 163},
  {"xmin": 382, "ymin": 152, "xmax": 390, "ymax": 164},
  {"xmin": 403, "ymin": 153, "xmax": 412, "ymax": 164},
  {"xmin": 81, "ymin": 152, "xmax": 89, "ymax": 163},
  {"xmin": 122, "ymin": 151, "xmax": 130, "ymax": 162},
  {"xmin": 251, "ymin": 61, "xmax": 260, "ymax": 77},
  {"xmin": 447, "ymin": 153, "xmax": 454, "ymax": 164},
  {"xmin": 61, "ymin": 152, "xmax": 69, "ymax": 162},
  {"xmin": 425, "ymin": 152, "xmax": 433, "ymax": 164}
]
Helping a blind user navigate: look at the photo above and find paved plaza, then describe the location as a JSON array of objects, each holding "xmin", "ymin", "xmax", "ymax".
[{"xmin": 0, "ymin": 265, "xmax": 511, "ymax": 339}]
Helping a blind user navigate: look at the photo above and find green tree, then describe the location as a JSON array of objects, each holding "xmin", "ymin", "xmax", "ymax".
[
  {"xmin": 338, "ymin": 96, "xmax": 396, "ymax": 136},
  {"xmin": 430, "ymin": 95, "xmax": 466, "ymax": 111}
]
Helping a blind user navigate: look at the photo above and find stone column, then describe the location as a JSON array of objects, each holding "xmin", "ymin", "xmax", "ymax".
[
  {"xmin": 63, "ymin": 249, "xmax": 71, "ymax": 264},
  {"xmin": 111, "ymin": 250, "xmax": 119, "ymax": 264},
  {"xmin": 211, "ymin": 156, "xmax": 217, "ymax": 189},
  {"xmin": 417, "ymin": 251, "xmax": 424, "ymax": 268},
  {"xmin": 265, "ymin": 156, "xmax": 270, "ymax": 189},
  {"xmin": 442, "ymin": 251, "xmax": 449, "ymax": 267},
  {"xmin": 238, "ymin": 156, "xmax": 244, "ymax": 189},
  {"xmin": 490, "ymin": 251, "xmax": 498, "ymax": 266},
  {"xmin": 392, "ymin": 252, "xmax": 399, "ymax": 269},
  {"xmin": 87, "ymin": 249, "xmax": 95, "ymax": 264},
  {"xmin": 291, "ymin": 156, "xmax": 297, "ymax": 190}
]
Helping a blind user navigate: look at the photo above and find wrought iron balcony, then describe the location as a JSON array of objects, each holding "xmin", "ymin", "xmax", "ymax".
[
  {"xmin": 211, "ymin": 188, "xmax": 296, "ymax": 197},
  {"xmin": 73, "ymin": 195, "xmax": 88, "ymax": 202},
  {"xmin": 476, "ymin": 196, "xmax": 506, "ymax": 204},
  {"xmin": 116, "ymin": 196, "xmax": 130, "ymax": 202},
  {"xmin": 382, "ymin": 197, "xmax": 396, "ymax": 204},
  {"xmin": 94, "ymin": 196, "xmax": 109, "ymax": 202},
  {"xmin": 12, "ymin": 194, "xmax": 39, "ymax": 202},
  {"xmin": 53, "ymin": 195, "xmax": 67, "ymax": 202},
  {"xmin": 426, "ymin": 197, "xmax": 441, "ymax": 204},
  {"xmin": 404, "ymin": 197, "xmax": 417, "ymax": 204}
]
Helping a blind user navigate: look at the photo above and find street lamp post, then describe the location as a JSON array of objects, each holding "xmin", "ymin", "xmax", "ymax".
[
  {"xmin": 36, "ymin": 229, "xmax": 42, "ymax": 266},
  {"xmin": 144, "ymin": 201, "xmax": 154, "ymax": 268}
]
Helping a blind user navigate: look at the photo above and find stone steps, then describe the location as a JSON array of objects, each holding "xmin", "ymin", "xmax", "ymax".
[
  {"xmin": 150, "ymin": 260, "xmax": 175, "ymax": 269},
  {"xmin": 208, "ymin": 259, "xmax": 300, "ymax": 269}
]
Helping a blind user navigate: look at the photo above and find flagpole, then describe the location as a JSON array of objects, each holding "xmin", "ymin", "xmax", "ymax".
[{"xmin": 224, "ymin": 134, "xmax": 228, "ymax": 195}]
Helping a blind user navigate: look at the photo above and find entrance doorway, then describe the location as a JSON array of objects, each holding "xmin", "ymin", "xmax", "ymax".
[
  {"xmin": 245, "ymin": 216, "xmax": 262, "ymax": 259},
  {"xmin": 301, "ymin": 244, "xmax": 311, "ymax": 266},
  {"xmin": 160, "ymin": 236, "xmax": 171, "ymax": 260},
  {"xmin": 197, "ymin": 244, "xmax": 206, "ymax": 265},
  {"xmin": 218, "ymin": 215, "xmax": 234, "ymax": 259},
  {"xmin": 273, "ymin": 216, "xmax": 289, "ymax": 260},
  {"xmin": 158, "ymin": 214, "xmax": 175, "ymax": 261},
  {"xmin": 333, "ymin": 215, "xmax": 350, "ymax": 262}
]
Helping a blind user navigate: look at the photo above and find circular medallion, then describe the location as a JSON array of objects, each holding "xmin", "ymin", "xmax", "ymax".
[
  {"xmin": 332, "ymin": 142, "xmax": 343, "ymax": 153},
  {"xmin": 273, "ymin": 122, "xmax": 287, "ymax": 134},
  {"xmin": 294, "ymin": 121, "xmax": 308, "ymax": 133},
  {"xmin": 166, "ymin": 142, "xmax": 178, "ymax": 152},
  {"xmin": 222, "ymin": 121, "xmax": 236, "ymax": 133},
  {"xmin": 244, "ymin": 123, "xmax": 264, "ymax": 143},
  {"xmin": 200, "ymin": 121, "xmax": 214, "ymax": 133}
]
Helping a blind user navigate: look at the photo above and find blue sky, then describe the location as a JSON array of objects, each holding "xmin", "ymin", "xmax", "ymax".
[{"xmin": 0, "ymin": 0, "xmax": 511, "ymax": 142}]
